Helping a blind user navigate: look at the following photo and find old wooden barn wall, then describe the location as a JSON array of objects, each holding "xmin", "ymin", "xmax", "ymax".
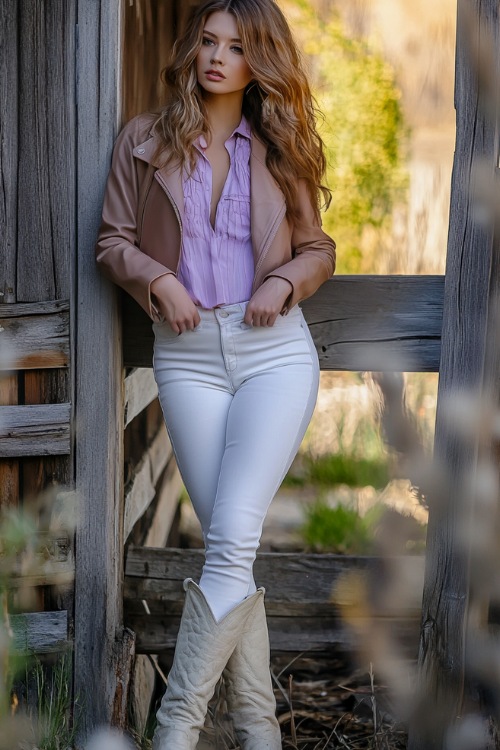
[
  {"xmin": 0, "ymin": 1, "xmax": 74, "ymax": 708},
  {"xmin": 0, "ymin": 1, "xmax": 75, "ymax": 617}
]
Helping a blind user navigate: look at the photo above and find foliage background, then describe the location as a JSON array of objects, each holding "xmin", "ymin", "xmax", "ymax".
[{"xmin": 279, "ymin": 0, "xmax": 409, "ymax": 273}]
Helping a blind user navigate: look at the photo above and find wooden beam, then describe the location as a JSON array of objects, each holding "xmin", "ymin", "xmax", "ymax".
[
  {"xmin": 124, "ymin": 368, "xmax": 158, "ymax": 427},
  {"xmin": 125, "ymin": 547, "xmax": 423, "ymax": 612},
  {"xmin": 0, "ymin": 403, "xmax": 71, "ymax": 457},
  {"xmin": 126, "ymin": 611, "xmax": 420, "ymax": 655},
  {"xmin": 0, "ymin": 0, "xmax": 18, "ymax": 304},
  {"xmin": 17, "ymin": 0, "xmax": 74, "ymax": 303},
  {"xmin": 123, "ymin": 275, "xmax": 444, "ymax": 372},
  {"xmin": 74, "ymin": 0, "xmax": 124, "ymax": 741},
  {"xmin": 0, "ymin": 307, "xmax": 69, "ymax": 370},
  {"xmin": 143, "ymin": 457, "xmax": 183, "ymax": 548},
  {"xmin": 10, "ymin": 611, "xmax": 69, "ymax": 654},
  {"xmin": 0, "ymin": 301, "xmax": 70, "ymax": 317},
  {"xmin": 124, "ymin": 548, "xmax": 423, "ymax": 654},
  {"xmin": 123, "ymin": 424, "xmax": 173, "ymax": 540},
  {"xmin": 409, "ymin": 1, "xmax": 500, "ymax": 747}
]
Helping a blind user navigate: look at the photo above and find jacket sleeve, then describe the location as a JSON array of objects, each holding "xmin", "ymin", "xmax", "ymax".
[
  {"xmin": 95, "ymin": 116, "xmax": 174, "ymax": 320},
  {"xmin": 264, "ymin": 180, "xmax": 336, "ymax": 310}
]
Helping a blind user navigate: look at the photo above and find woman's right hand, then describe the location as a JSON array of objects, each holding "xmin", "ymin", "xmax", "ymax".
[{"xmin": 150, "ymin": 274, "xmax": 201, "ymax": 334}]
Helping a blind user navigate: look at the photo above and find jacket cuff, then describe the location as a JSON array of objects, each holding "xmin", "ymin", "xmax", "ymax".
[
  {"xmin": 148, "ymin": 271, "xmax": 175, "ymax": 321},
  {"xmin": 262, "ymin": 274, "xmax": 294, "ymax": 314}
]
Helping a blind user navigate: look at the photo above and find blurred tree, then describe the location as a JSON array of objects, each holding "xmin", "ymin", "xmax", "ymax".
[{"xmin": 280, "ymin": 0, "xmax": 408, "ymax": 272}]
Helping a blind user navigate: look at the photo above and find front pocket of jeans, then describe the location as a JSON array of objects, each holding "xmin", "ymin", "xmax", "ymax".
[{"xmin": 153, "ymin": 322, "xmax": 203, "ymax": 343}]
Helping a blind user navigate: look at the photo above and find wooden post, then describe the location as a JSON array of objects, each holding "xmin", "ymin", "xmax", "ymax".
[
  {"xmin": 74, "ymin": 0, "xmax": 124, "ymax": 742},
  {"xmin": 408, "ymin": 1, "xmax": 499, "ymax": 747}
]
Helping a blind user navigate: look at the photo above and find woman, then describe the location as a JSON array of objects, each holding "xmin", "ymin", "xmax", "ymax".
[{"xmin": 96, "ymin": 1, "xmax": 335, "ymax": 747}]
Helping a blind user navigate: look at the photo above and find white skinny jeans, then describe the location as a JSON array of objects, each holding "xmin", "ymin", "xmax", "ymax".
[{"xmin": 153, "ymin": 302, "xmax": 319, "ymax": 621}]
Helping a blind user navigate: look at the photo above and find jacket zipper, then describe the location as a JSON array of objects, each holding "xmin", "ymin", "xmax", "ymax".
[
  {"xmin": 154, "ymin": 171, "xmax": 183, "ymax": 271},
  {"xmin": 137, "ymin": 166, "xmax": 155, "ymax": 246},
  {"xmin": 251, "ymin": 203, "xmax": 286, "ymax": 293}
]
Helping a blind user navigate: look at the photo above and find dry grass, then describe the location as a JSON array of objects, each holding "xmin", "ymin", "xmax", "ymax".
[{"xmin": 193, "ymin": 655, "xmax": 409, "ymax": 750}]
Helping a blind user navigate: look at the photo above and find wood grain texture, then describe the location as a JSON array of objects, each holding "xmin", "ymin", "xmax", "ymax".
[
  {"xmin": 0, "ymin": 375, "xmax": 19, "ymax": 506},
  {"xmin": 409, "ymin": 2, "xmax": 500, "ymax": 748},
  {"xmin": 74, "ymin": 0, "xmax": 124, "ymax": 740},
  {"xmin": 127, "ymin": 612, "xmax": 420, "ymax": 655},
  {"xmin": 124, "ymin": 548, "xmax": 423, "ymax": 654},
  {"xmin": 0, "ymin": 1, "xmax": 18, "ymax": 303},
  {"xmin": 10, "ymin": 611, "xmax": 69, "ymax": 654},
  {"xmin": 123, "ymin": 424, "xmax": 173, "ymax": 540},
  {"xmin": 17, "ymin": 0, "xmax": 74, "ymax": 302},
  {"xmin": 124, "ymin": 368, "xmax": 158, "ymax": 427},
  {"xmin": 0, "ymin": 311, "xmax": 69, "ymax": 370},
  {"xmin": 111, "ymin": 628, "xmax": 136, "ymax": 729},
  {"xmin": 142, "ymin": 458, "xmax": 183, "ymax": 548},
  {"xmin": 123, "ymin": 276, "xmax": 444, "ymax": 372},
  {"xmin": 0, "ymin": 403, "xmax": 71, "ymax": 456},
  {"xmin": 125, "ymin": 547, "xmax": 424, "ymax": 611}
]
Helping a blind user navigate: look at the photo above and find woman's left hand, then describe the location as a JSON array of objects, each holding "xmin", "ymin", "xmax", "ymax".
[{"xmin": 244, "ymin": 277, "xmax": 293, "ymax": 326}]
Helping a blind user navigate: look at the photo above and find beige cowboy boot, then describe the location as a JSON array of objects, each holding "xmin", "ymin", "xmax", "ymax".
[
  {"xmin": 223, "ymin": 592, "xmax": 282, "ymax": 749},
  {"xmin": 152, "ymin": 579, "xmax": 263, "ymax": 750}
]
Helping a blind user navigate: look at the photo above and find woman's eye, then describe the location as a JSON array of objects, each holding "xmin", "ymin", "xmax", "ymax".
[
  {"xmin": 202, "ymin": 37, "xmax": 214, "ymax": 46},
  {"xmin": 231, "ymin": 46, "xmax": 244, "ymax": 54}
]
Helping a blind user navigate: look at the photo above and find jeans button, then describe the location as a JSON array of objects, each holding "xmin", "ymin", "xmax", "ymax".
[{"xmin": 219, "ymin": 311, "xmax": 229, "ymax": 318}]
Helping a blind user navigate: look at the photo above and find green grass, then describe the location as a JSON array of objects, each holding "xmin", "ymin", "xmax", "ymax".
[
  {"xmin": 301, "ymin": 500, "xmax": 372, "ymax": 554},
  {"xmin": 283, "ymin": 452, "xmax": 390, "ymax": 490},
  {"xmin": 30, "ymin": 653, "xmax": 77, "ymax": 750}
]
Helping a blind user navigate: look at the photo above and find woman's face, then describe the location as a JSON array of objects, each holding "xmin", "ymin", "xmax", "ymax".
[{"xmin": 196, "ymin": 11, "xmax": 253, "ymax": 97}]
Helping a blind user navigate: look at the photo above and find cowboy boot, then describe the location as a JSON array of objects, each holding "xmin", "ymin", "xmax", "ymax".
[
  {"xmin": 223, "ymin": 592, "xmax": 282, "ymax": 749},
  {"xmin": 152, "ymin": 579, "xmax": 263, "ymax": 750}
]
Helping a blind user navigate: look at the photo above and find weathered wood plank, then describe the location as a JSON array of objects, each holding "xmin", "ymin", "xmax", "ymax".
[
  {"xmin": 129, "ymin": 654, "xmax": 156, "ymax": 736},
  {"xmin": 124, "ymin": 425, "xmax": 173, "ymax": 540},
  {"xmin": 10, "ymin": 611, "xmax": 69, "ymax": 654},
  {"xmin": 0, "ymin": 310, "xmax": 69, "ymax": 370},
  {"xmin": 17, "ymin": 0, "xmax": 74, "ymax": 301},
  {"xmin": 124, "ymin": 549, "xmax": 423, "ymax": 655},
  {"xmin": 123, "ymin": 276, "xmax": 444, "ymax": 371},
  {"xmin": 409, "ymin": 2, "xmax": 500, "ymax": 748},
  {"xmin": 125, "ymin": 547, "xmax": 424, "ymax": 611},
  {"xmin": 0, "ymin": 300, "xmax": 70, "ymax": 317},
  {"xmin": 124, "ymin": 368, "xmax": 158, "ymax": 427},
  {"xmin": 127, "ymin": 612, "xmax": 420, "ymax": 655},
  {"xmin": 0, "ymin": 1, "xmax": 18, "ymax": 304},
  {"xmin": 74, "ymin": 0, "xmax": 124, "ymax": 739},
  {"xmin": 0, "ymin": 374, "xmax": 19, "ymax": 505},
  {"xmin": 0, "ymin": 403, "xmax": 71, "ymax": 457},
  {"xmin": 143, "ymin": 458, "xmax": 183, "ymax": 548},
  {"xmin": 111, "ymin": 628, "xmax": 136, "ymax": 729}
]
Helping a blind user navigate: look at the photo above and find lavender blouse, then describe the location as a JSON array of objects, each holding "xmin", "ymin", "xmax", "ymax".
[{"xmin": 177, "ymin": 117, "xmax": 254, "ymax": 308}]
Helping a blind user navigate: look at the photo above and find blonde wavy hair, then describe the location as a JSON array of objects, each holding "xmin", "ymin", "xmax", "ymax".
[{"xmin": 154, "ymin": 0, "xmax": 331, "ymax": 219}]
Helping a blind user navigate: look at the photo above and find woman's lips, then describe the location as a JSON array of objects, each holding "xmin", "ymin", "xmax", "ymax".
[{"xmin": 205, "ymin": 70, "xmax": 226, "ymax": 81}]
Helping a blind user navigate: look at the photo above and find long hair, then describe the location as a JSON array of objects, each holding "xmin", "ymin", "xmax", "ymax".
[{"xmin": 153, "ymin": 0, "xmax": 331, "ymax": 219}]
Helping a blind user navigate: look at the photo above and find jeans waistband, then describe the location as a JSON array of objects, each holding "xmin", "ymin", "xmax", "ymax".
[
  {"xmin": 197, "ymin": 301, "xmax": 248, "ymax": 323},
  {"xmin": 197, "ymin": 301, "xmax": 300, "ymax": 324}
]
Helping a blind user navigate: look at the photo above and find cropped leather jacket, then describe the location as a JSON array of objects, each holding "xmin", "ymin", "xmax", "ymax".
[{"xmin": 96, "ymin": 114, "xmax": 336, "ymax": 320}]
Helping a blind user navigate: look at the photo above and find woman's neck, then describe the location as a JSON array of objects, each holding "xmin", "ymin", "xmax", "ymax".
[{"xmin": 204, "ymin": 93, "xmax": 244, "ymax": 144}]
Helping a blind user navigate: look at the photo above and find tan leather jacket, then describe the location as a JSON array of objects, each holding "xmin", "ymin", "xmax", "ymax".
[{"xmin": 96, "ymin": 114, "xmax": 336, "ymax": 320}]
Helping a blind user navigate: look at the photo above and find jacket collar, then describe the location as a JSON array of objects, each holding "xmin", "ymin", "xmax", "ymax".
[{"xmin": 132, "ymin": 129, "xmax": 286, "ymax": 257}]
